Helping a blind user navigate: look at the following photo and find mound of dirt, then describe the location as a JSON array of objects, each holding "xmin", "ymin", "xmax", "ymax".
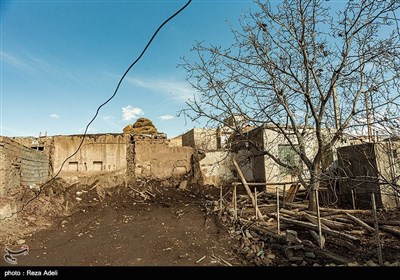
[
  {"xmin": 123, "ymin": 118, "xmax": 158, "ymax": 134},
  {"xmin": 8, "ymin": 184, "xmax": 242, "ymax": 266}
]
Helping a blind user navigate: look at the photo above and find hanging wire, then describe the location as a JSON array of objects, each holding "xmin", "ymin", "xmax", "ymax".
[{"xmin": 1, "ymin": 0, "xmax": 192, "ymax": 220}]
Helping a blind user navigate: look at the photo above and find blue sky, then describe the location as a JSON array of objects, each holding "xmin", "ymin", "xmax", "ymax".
[{"xmin": 1, "ymin": 0, "xmax": 255, "ymax": 138}]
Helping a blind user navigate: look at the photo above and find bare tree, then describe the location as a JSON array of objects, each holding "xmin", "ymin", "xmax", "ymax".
[{"xmin": 180, "ymin": 0, "xmax": 400, "ymax": 210}]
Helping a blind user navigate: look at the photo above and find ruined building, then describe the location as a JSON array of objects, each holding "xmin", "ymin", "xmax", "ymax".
[
  {"xmin": 338, "ymin": 141, "xmax": 400, "ymax": 209},
  {"xmin": 0, "ymin": 120, "xmax": 195, "ymax": 218}
]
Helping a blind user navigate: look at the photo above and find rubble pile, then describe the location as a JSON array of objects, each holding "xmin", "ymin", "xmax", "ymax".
[{"xmin": 207, "ymin": 186, "xmax": 400, "ymax": 266}]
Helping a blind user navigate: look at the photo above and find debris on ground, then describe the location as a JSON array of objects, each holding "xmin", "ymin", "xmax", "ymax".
[{"xmin": 204, "ymin": 181, "xmax": 400, "ymax": 266}]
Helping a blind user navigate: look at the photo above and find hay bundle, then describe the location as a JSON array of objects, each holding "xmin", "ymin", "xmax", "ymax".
[{"xmin": 123, "ymin": 118, "xmax": 158, "ymax": 134}]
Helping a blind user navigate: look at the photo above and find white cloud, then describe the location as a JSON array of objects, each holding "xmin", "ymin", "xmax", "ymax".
[
  {"xmin": 49, "ymin": 113, "xmax": 60, "ymax": 119},
  {"xmin": 125, "ymin": 77, "xmax": 198, "ymax": 102},
  {"xmin": 1, "ymin": 50, "xmax": 55, "ymax": 75},
  {"xmin": 1, "ymin": 50, "xmax": 98, "ymax": 88},
  {"xmin": 122, "ymin": 105, "xmax": 144, "ymax": 121},
  {"xmin": 0, "ymin": 51, "xmax": 30, "ymax": 71},
  {"xmin": 159, "ymin": 115, "xmax": 175, "ymax": 121}
]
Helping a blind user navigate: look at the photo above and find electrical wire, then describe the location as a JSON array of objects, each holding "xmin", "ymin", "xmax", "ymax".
[{"xmin": 1, "ymin": 0, "xmax": 192, "ymax": 220}]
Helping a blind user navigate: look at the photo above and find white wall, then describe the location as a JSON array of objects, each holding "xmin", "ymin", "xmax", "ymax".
[{"xmin": 199, "ymin": 151, "xmax": 234, "ymax": 186}]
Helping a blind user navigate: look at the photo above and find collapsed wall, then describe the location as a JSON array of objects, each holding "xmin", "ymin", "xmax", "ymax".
[
  {"xmin": 53, "ymin": 133, "xmax": 129, "ymax": 183},
  {"xmin": 0, "ymin": 136, "xmax": 50, "ymax": 218},
  {"xmin": 0, "ymin": 132, "xmax": 212, "ymax": 220},
  {"xmin": 127, "ymin": 136, "xmax": 194, "ymax": 187}
]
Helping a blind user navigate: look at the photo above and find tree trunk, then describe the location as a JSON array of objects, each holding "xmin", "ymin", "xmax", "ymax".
[
  {"xmin": 308, "ymin": 160, "xmax": 322, "ymax": 212},
  {"xmin": 308, "ymin": 180, "xmax": 319, "ymax": 212}
]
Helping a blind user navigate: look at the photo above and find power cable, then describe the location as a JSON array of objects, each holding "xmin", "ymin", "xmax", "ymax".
[{"xmin": 1, "ymin": 0, "xmax": 192, "ymax": 220}]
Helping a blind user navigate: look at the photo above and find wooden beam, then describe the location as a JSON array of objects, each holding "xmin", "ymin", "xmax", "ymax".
[
  {"xmin": 232, "ymin": 158, "xmax": 266, "ymax": 222},
  {"xmin": 279, "ymin": 216, "xmax": 359, "ymax": 242},
  {"xmin": 233, "ymin": 184, "xmax": 237, "ymax": 220},
  {"xmin": 303, "ymin": 213, "xmax": 330, "ymax": 230},
  {"xmin": 320, "ymin": 218, "xmax": 353, "ymax": 231},
  {"xmin": 315, "ymin": 190, "xmax": 323, "ymax": 249},
  {"xmin": 232, "ymin": 181, "xmax": 304, "ymax": 186},
  {"xmin": 276, "ymin": 187, "xmax": 280, "ymax": 235},
  {"xmin": 247, "ymin": 224, "xmax": 287, "ymax": 243},
  {"xmin": 302, "ymin": 238, "xmax": 352, "ymax": 264},
  {"xmin": 305, "ymin": 212, "xmax": 353, "ymax": 230},
  {"xmin": 315, "ymin": 249, "xmax": 352, "ymax": 264},
  {"xmin": 379, "ymin": 225, "xmax": 400, "ymax": 238},
  {"xmin": 345, "ymin": 213, "xmax": 375, "ymax": 233},
  {"xmin": 361, "ymin": 219, "xmax": 400, "ymax": 227},
  {"xmin": 371, "ymin": 193, "xmax": 383, "ymax": 266}
]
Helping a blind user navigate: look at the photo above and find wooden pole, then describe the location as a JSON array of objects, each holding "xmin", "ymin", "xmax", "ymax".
[
  {"xmin": 233, "ymin": 184, "xmax": 237, "ymax": 220},
  {"xmin": 315, "ymin": 189, "xmax": 323, "ymax": 249},
  {"xmin": 255, "ymin": 187, "xmax": 258, "ymax": 220},
  {"xmin": 232, "ymin": 158, "xmax": 266, "ymax": 222},
  {"xmin": 231, "ymin": 181, "xmax": 305, "ymax": 186},
  {"xmin": 219, "ymin": 185, "xmax": 223, "ymax": 216},
  {"xmin": 276, "ymin": 187, "xmax": 280, "ymax": 235},
  {"xmin": 371, "ymin": 192, "xmax": 383, "ymax": 265},
  {"xmin": 283, "ymin": 184, "xmax": 286, "ymax": 208},
  {"xmin": 351, "ymin": 189, "xmax": 356, "ymax": 210}
]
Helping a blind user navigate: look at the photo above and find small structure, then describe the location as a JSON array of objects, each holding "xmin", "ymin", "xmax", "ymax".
[
  {"xmin": 0, "ymin": 136, "xmax": 50, "ymax": 218},
  {"xmin": 337, "ymin": 140, "xmax": 400, "ymax": 209},
  {"xmin": 182, "ymin": 128, "xmax": 219, "ymax": 151},
  {"xmin": 181, "ymin": 127, "xmax": 235, "ymax": 186},
  {"xmin": 231, "ymin": 124, "xmax": 349, "ymax": 192}
]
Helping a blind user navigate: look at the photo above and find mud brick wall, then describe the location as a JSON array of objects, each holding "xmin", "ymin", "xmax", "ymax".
[
  {"xmin": 53, "ymin": 134, "xmax": 129, "ymax": 181},
  {"xmin": 130, "ymin": 139, "xmax": 193, "ymax": 180},
  {"xmin": 182, "ymin": 128, "xmax": 218, "ymax": 151},
  {"xmin": 0, "ymin": 136, "xmax": 50, "ymax": 198}
]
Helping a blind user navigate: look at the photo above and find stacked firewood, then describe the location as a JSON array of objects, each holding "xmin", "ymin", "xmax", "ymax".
[{"xmin": 210, "ymin": 186, "xmax": 400, "ymax": 266}]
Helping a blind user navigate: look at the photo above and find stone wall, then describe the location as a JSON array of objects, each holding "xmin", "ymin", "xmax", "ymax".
[
  {"xmin": 0, "ymin": 136, "xmax": 50, "ymax": 196},
  {"xmin": 0, "ymin": 136, "xmax": 50, "ymax": 218}
]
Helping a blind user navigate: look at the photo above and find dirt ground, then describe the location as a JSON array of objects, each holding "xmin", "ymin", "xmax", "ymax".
[
  {"xmin": 1, "ymin": 185, "xmax": 242, "ymax": 266},
  {"xmin": 2, "ymin": 182, "xmax": 400, "ymax": 267}
]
